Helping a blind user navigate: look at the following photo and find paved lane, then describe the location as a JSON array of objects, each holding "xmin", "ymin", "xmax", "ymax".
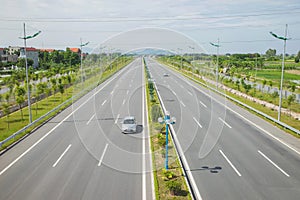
[
  {"xmin": 147, "ymin": 57, "xmax": 300, "ymax": 200},
  {"xmin": 0, "ymin": 58, "xmax": 154, "ymax": 200}
]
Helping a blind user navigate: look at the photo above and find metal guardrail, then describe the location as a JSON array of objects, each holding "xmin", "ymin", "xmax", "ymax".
[{"xmin": 170, "ymin": 64, "xmax": 300, "ymax": 136}]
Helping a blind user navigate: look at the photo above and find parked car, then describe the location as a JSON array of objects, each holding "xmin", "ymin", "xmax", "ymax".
[{"xmin": 121, "ymin": 116, "xmax": 137, "ymax": 133}]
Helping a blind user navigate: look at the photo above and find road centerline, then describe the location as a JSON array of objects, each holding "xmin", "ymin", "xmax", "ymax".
[
  {"xmin": 52, "ymin": 144, "xmax": 72, "ymax": 167},
  {"xmin": 219, "ymin": 149, "xmax": 242, "ymax": 177}
]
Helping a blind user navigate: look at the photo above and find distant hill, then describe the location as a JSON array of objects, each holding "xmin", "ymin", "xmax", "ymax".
[{"xmin": 127, "ymin": 48, "xmax": 174, "ymax": 55}]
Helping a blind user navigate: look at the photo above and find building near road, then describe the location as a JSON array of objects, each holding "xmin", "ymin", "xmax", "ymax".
[
  {"xmin": 8, "ymin": 46, "xmax": 21, "ymax": 55},
  {"xmin": 20, "ymin": 47, "xmax": 39, "ymax": 68},
  {"xmin": 39, "ymin": 48, "xmax": 55, "ymax": 53}
]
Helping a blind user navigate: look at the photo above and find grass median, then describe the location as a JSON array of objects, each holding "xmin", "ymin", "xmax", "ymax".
[{"xmin": 144, "ymin": 58, "xmax": 191, "ymax": 200}]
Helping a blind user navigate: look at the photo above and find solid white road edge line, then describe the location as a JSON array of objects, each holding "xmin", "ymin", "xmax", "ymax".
[
  {"xmin": 218, "ymin": 117, "xmax": 232, "ymax": 129},
  {"xmin": 52, "ymin": 144, "xmax": 72, "ymax": 167},
  {"xmin": 193, "ymin": 117, "xmax": 203, "ymax": 128},
  {"xmin": 258, "ymin": 150, "xmax": 290, "ymax": 177},
  {"xmin": 86, "ymin": 114, "xmax": 95, "ymax": 125},
  {"xmin": 144, "ymin": 58, "xmax": 155, "ymax": 200},
  {"xmin": 0, "ymin": 63, "xmax": 129, "ymax": 176},
  {"xmin": 219, "ymin": 149, "xmax": 242, "ymax": 177},
  {"xmin": 114, "ymin": 114, "xmax": 120, "ymax": 124},
  {"xmin": 98, "ymin": 143, "xmax": 109, "ymax": 166},
  {"xmin": 142, "ymin": 65, "xmax": 147, "ymax": 200}
]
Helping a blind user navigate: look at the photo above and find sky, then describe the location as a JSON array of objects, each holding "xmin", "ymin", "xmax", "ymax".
[{"xmin": 1, "ymin": 0, "xmax": 300, "ymax": 54}]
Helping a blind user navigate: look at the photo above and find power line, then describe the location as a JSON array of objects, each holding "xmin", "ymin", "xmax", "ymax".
[{"xmin": 1, "ymin": 9, "xmax": 300, "ymax": 23}]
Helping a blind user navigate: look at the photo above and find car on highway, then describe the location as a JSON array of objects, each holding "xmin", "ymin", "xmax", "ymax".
[
  {"xmin": 163, "ymin": 72, "xmax": 169, "ymax": 77},
  {"xmin": 121, "ymin": 116, "xmax": 137, "ymax": 133}
]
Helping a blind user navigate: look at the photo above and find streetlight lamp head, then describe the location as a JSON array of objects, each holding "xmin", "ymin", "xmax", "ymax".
[
  {"xmin": 165, "ymin": 111, "xmax": 170, "ymax": 116},
  {"xmin": 158, "ymin": 117, "xmax": 164, "ymax": 123},
  {"xmin": 171, "ymin": 117, "xmax": 176, "ymax": 123}
]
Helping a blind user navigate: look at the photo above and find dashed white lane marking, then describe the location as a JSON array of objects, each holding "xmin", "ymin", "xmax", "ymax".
[
  {"xmin": 258, "ymin": 150, "xmax": 290, "ymax": 177},
  {"xmin": 218, "ymin": 117, "xmax": 232, "ymax": 129},
  {"xmin": 114, "ymin": 114, "xmax": 120, "ymax": 124},
  {"xmin": 219, "ymin": 150, "xmax": 242, "ymax": 177},
  {"xmin": 86, "ymin": 114, "xmax": 95, "ymax": 125},
  {"xmin": 193, "ymin": 117, "xmax": 203, "ymax": 128},
  {"xmin": 52, "ymin": 144, "xmax": 72, "ymax": 167},
  {"xmin": 199, "ymin": 101, "xmax": 207, "ymax": 108},
  {"xmin": 101, "ymin": 100, "xmax": 107, "ymax": 106},
  {"xmin": 110, "ymin": 90, "xmax": 114, "ymax": 95},
  {"xmin": 180, "ymin": 101, "xmax": 186, "ymax": 107},
  {"xmin": 122, "ymin": 99, "xmax": 126, "ymax": 105},
  {"xmin": 172, "ymin": 90, "xmax": 177, "ymax": 96},
  {"xmin": 188, "ymin": 91, "xmax": 193, "ymax": 96},
  {"xmin": 98, "ymin": 143, "xmax": 109, "ymax": 166},
  {"xmin": 126, "ymin": 90, "xmax": 129, "ymax": 95}
]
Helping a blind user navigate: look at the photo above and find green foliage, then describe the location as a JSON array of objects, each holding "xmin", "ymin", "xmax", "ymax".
[
  {"xmin": 151, "ymin": 104, "xmax": 162, "ymax": 122},
  {"xmin": 157, "ymin": 133, "xmax": 166, "ymax": 147},
  {"xmin": 162, "ymin": 169, "xmax": 175, "ymax": 180},
  {"xmin": 166, "ymin": 180, "xmax": 182, "ymax": 195}
]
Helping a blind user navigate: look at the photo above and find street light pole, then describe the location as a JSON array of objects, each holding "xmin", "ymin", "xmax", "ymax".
[
  {"xmin": 80, "ymin": 39, "xmax": 89, "ymax": 84},
  {"xmin": 269, "ymin": 24, "xmax": 289, "ymax": 121},
  {"xmin": 210, "ymin": 39, "xmax": 220, "ymax": 89},
  {"xmin": 158, "ymin": 111, "xmax": 176, "ymax": 170},
  {"xmin": 19, "ymin": 23, "xmax": 41, "ymax": 124},
  {"xmin": 189, "ymin": 46, "xmax": 195, "ymax": 76}
]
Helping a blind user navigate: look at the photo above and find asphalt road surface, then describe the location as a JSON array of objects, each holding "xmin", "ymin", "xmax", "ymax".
[
  {"xmin": 146, "ymin": 57, "xmax": 300, "ymax": 200},
  {"xmin": 0, "ymin": 58, "xmax": 154, "ymax": 200}
]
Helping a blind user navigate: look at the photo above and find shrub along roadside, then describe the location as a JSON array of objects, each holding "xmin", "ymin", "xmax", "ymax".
[
  {"xmin": 144, "ymin": 58, "xmax": 191, "ymax": 199},
  {"xmin": 0, "ymin": 57, "xmax": 133, "ymax": 150}
]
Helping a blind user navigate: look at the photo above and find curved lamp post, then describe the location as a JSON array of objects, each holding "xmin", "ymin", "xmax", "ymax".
[
  {"xmin": 80, "ymin": 39, "xmax": 89, "ymax": 83},
  {"xmin": 19, "ymin": 23, "xmax": 41, "ymax": 123},
  {"xmin": 210, "ymin": 39, "xmax": 220, "ymax": 89},
  {"xmin": 158, "ymin": 111, "xmax": 176, "ymax": 170},
  {"xmin": 269, "ymin": 24, "xmax": 290, "ymax": 121}
]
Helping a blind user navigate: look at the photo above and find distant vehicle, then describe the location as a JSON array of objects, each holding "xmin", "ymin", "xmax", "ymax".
[
  {"xmin": 163, "ymin": 72, "xmax": 169, "ymax": 77},
  {"xmin": 121, "ymin": 116, "xmax": 137, "ymax": 133}
]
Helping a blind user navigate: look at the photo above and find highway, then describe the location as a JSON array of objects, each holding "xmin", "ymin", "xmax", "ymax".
[
  {"xmin": 0, "ymin": 58, "xmax": 154, "ymax": 200},
  {"xmin": 146, "ymin": 57, "xmax": 300, "ymax": 200}
]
